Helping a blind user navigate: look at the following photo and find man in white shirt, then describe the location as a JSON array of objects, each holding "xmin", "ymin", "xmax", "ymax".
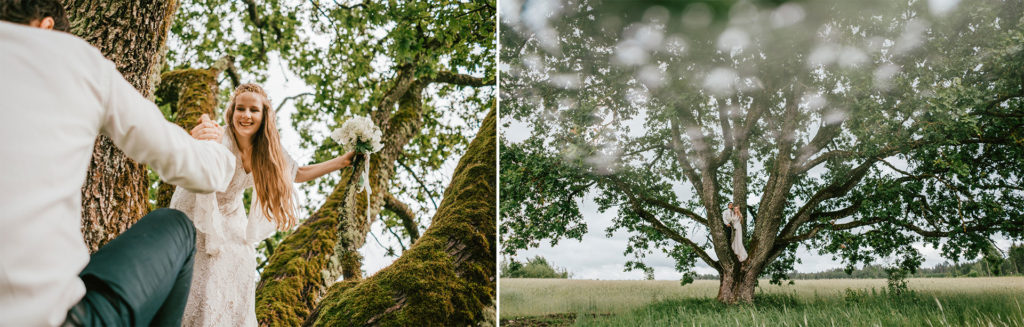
[
  {"xmin": 0, "ymin": 1, "xmax": 233, "ymax": 326},
  {"xmin": 722, "ymin": 202, "xmax": 749, "ymax": 262}
]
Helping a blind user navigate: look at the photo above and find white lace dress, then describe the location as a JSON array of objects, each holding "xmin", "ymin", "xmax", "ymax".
[
  {"xmin": 169, "ymin": 132, "xmax": 296, "ymax": 327},
  {"xmin": 722, "ymin": 209, "xmax": 749, "ymax": 262}
]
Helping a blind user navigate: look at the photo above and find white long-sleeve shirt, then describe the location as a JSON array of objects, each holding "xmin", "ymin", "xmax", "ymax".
[
  {"xmin": 722, "ymin": 209, "xmax": 740, "ymax": 226},
  {"xmin": 0, "ymin": 21, "xmax": 235, "ymax": 326}
]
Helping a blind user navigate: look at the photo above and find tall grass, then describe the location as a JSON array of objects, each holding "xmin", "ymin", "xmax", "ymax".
[
  {"xmin": 500, "ymin": 277, "xmax": 1024, "ymax": 326},
  {"xmin": 575, "ymin": 292, "xmax": 1024, "ymax": 326}
]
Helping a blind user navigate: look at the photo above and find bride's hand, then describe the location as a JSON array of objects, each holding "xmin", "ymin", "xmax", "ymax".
[
  {"xmin": 338, "ymin": 150, "xmax": 357, "ymax": 168},
  {"xmin": 190, "ymin": 114, "xmax": 222, "ymax": 142}
]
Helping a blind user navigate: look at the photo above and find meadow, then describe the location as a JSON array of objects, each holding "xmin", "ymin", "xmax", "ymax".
[{"xmin": 499, "ymin": 277, "xmax": 1024, "ymax": 326}]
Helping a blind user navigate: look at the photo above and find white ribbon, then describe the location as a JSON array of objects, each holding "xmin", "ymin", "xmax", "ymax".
[{"xmin": 363, "ymin": 152, "xmax": 372, "ymax": 222}]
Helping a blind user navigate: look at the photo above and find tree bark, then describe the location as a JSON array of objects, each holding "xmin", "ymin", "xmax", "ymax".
[
  {"xmin": 152, "ymin": 61, "xmax": 229, "ymax": 207},
  {"xmin": 717, "ymin": 269, "xmax": 757, "ymax": 304},
  {"xmin": 65, "ymin": 0, "xmax": 180, "ymax": 252},
  {"xmin": 303, "ymin": 106, "xmax": 496, "ymax": 327},
  {"xmin": 255, "ymin": 67, "xmax": 425, "ymax": 326}
]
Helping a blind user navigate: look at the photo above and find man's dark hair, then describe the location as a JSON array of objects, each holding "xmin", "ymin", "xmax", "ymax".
[{"xmin": 0, "ymin": 0, "xmax": 69, "ymax": 32}]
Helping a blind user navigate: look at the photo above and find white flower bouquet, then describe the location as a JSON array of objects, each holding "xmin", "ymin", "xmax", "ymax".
[
  {"xmin": 331, "ymin": 115, "xmax": 384, "ymax": 154},
  {"xmin": 331, "ymin": 115, "xmax": 384, "ymax": 222}
]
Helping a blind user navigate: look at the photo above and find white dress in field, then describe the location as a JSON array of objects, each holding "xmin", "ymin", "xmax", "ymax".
[
  {"xmin": 722, "ymin": 209, "xmax": 748, "ymax": 262},
  {"xmin": 169, "ymin": 130, "xmax": 297, "ymax": 327}
]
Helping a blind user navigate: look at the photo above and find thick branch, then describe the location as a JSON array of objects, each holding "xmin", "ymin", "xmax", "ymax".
[
  {"xmin": 675, "ymin": 106, "xmax": 715, "ymax": 172},
  {"xmin": 668, "ymin": 118, "xmax": 704, "ymax": 199},
  {"xmin": 791, "ymin": 122, "xmax": 843, "ymax": 174},
  {"xmin": 332, "ymin": 1, "xmax": 367, "ymax": 10},
  {"xmin": 622, "ymin": 190, "xmax": 721, "ymax": 273},
  {"xmin": 606, "ymin": 176, "xmax": 708, "ymax": 226},
  {"xmin": 776, "ymin": 202, "xmax": 874, "ymax": 244},
  {"xmin": 797, "ymin": 150, "xmax": 854, "ymax": 174},
  {"xmin": 383, "ymin": 191, "xmax": 420, "ymax": 242},
  {"xmin": 430, "ymin": 71, "xmax": 494, "ymax": 87},
  {"xmin": 778, "ymin": 157, "xmax": 878, "ymax": 239},
  {"xmin": 712, "ymin": 100, "xmax": 734, "ymax": 168}
]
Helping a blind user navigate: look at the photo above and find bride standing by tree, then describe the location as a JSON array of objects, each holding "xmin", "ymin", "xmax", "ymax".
[
  {"xmin": 171, "ymin": 83, "xmax": 356, "ymax": 326},
  {"xmin": 723, "ymin": 202, "xmax": 748, "ymax": 262}
]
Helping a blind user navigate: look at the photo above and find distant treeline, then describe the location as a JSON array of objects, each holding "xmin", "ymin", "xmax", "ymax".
[
  {"xmin": 503, "ymin": 245, "xmax": 1024, "ymax": 280},
  {"xmin": 500, "ymin": 256, "xmax": 571, "ymax": 279},
  {"xmin": 690, "ymin": 244, "xmax": 1024, "ymax": 280}
]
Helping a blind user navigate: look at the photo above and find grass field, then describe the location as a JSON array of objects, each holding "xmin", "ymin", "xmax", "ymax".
[{"xmin": 499, "ymin": 277, "xmax": 1024, "ymax": 326}]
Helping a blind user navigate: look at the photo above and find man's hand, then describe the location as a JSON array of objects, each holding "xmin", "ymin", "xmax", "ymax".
[{"xmin": 189, "ymin": 114, "xmax": 223, "ymax": 142}]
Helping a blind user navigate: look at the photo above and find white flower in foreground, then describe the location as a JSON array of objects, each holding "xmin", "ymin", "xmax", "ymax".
[{"xmin": 331, "ymin": 115, "xmax": 384, "ymax": 154}]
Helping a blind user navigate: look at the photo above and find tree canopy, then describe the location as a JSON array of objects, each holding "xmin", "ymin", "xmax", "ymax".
[
  {"xmin": 162, "ymin": 0, "xmax": 495, "ymax": 258},
  {"xmin": 501, "ymin": 0, "xmax": 1023, "ymax": 302}
]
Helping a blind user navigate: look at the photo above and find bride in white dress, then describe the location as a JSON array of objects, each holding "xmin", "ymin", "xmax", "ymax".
[
  {"xmin": 170, "ymin": 83, "xmax": 355, "ymax": 326},
  {"xmin": 722, "ymin": 202, "xmax": 748, "ymax": 262}
]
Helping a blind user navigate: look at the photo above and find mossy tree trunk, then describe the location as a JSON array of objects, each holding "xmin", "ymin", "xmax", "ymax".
[
  {"xmin": 255, "ymin": 66, "xmax": 426, "ymax": 326},
  {"xmin": 304, "ymin": 106, "xmax": 496, "ymax": 327},
  {"xmin": 65, "ymin": 0, "xmax": 180, "ymax": 252},
  {"xmin": 152, "ymin": 59, "xmax": 231, "ymax": 207}
]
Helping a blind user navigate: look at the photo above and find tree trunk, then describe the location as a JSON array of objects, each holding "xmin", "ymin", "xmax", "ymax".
[
  {"xmin": 716, "ymin": 268, "xmax": 757, "ymax": 304},
  {"xmin": 65, "ymin": 0, "xmax": 180, "ymax": 252},
  {"xmin": 255, "ymin": 68, "xmax": 424, "ymax": 326},
  {"xmin": 152, "ymin": 60, "xmax": 230, "ymax": 207},
  {"xmin": 303, "ymin": 106, "xmax": 496, "ymax": 327}
]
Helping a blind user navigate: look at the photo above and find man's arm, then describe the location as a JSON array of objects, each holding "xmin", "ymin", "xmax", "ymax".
[{"xmin": 97, "ymin": 57, "xmax": 234, "ymax": 193}]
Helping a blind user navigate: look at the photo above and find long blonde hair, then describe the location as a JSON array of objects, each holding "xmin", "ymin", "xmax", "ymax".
[{"xmin": 225, "ymin": 83, "xmax": 297, "ymax": 229}]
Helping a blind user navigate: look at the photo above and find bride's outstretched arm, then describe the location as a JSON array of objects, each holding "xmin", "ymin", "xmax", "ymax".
[{"xmin": 295, "ymin": 150, "xmax": 356, "ymax": 183}]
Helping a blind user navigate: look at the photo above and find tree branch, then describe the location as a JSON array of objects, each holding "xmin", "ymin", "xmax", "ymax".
[
  {"xmin": 211, "ymin": 55, "xmax": 240, "ymax": 88},
  {"xmin": 622, "ymin": 190, "xmax": 721, "ymax": 273},
  {"xmin": 309, "ymin": 0, "xmax": 340, "ymax": 29},
  {"xmin": 778, "ymin": 157, "xmax": 878, "ymax": 239},
  {"xmin": 384, "ymin": 224, "xmax": 408, "ymax": 252},
  {"xmin": 895, "ymin": 222, "xmax": 996, "ymax": 238},
  {"xmin": 242, "ymin": 0, "xmax": 282, "ymax": 37},
  {"xmin": 428, "ymin": 71, "xmax": 493, "ymax": 87},
  {"xmin": 776, "ymin": 202, "xmax": 874, "ymax": 245},
  {"xmin": 797, "ymin": 150, "xmax": 854, "ymax": 174},
  {"xmin": 332, "ymin": 1, "xmax": 367, "ymax": 10},
  {"xmin": 275, "ymin": 92, "xmax": 314, "ymax": 112},
  {"xmin": 668, "ymin": 118, "xmax": 704, "ymax": 199},
  {"xmin": 384, "ymin": 191, "xmax": 420, "ymax": 242},
  {"xmin": 397, "ymin": 159, "xmax": 438, "ymax": 210},
  {"xmin": 712, "ymin": 99, "xmax": 734, "ymax": 168},
  {"xmin": 791, "ymin": 122, "xmax": 843, "ymax": 175},
  {"xmin": 606, "ymin": 176, "xmax": 709, "ymax": 226}
]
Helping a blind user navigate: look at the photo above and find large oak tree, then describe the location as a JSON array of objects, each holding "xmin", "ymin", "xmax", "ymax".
[
  {"xmin": 501, "ymin": 0, "xmax": 1023, "ymax": 303},
  {"xmin": 160, "ymin": 0, "xmax": 495, "ymax": 324}
]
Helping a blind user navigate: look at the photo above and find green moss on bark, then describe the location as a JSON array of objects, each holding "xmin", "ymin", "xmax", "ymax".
[
  {"xmin": 255, "ymin": 170, "xmax": 354, "ymax": 326},
  {"xmin": 256, "ymin": 75, "xmax": 427, "ymax": 326},
  {"xmin": 306, "ymin": 106, "xmax": 496, "ymax": 326},
  {"xmin": 152, "ymin": 68, "xmax": 221, "ymax": 207}
]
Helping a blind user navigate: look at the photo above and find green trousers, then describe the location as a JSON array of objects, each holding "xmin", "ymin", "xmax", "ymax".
[{"xmin": 63, "ymin": 208, "xmax": 196, "ymax": 327}]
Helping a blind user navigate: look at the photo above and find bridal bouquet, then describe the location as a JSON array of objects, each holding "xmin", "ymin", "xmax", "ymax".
[
  {"xmin": 331, "ymin": 115, "xmax": 384, "ymax": 222},
  {"xmin": 331, "ymin": 115, "xmax": 384, "ymax": 154}
]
